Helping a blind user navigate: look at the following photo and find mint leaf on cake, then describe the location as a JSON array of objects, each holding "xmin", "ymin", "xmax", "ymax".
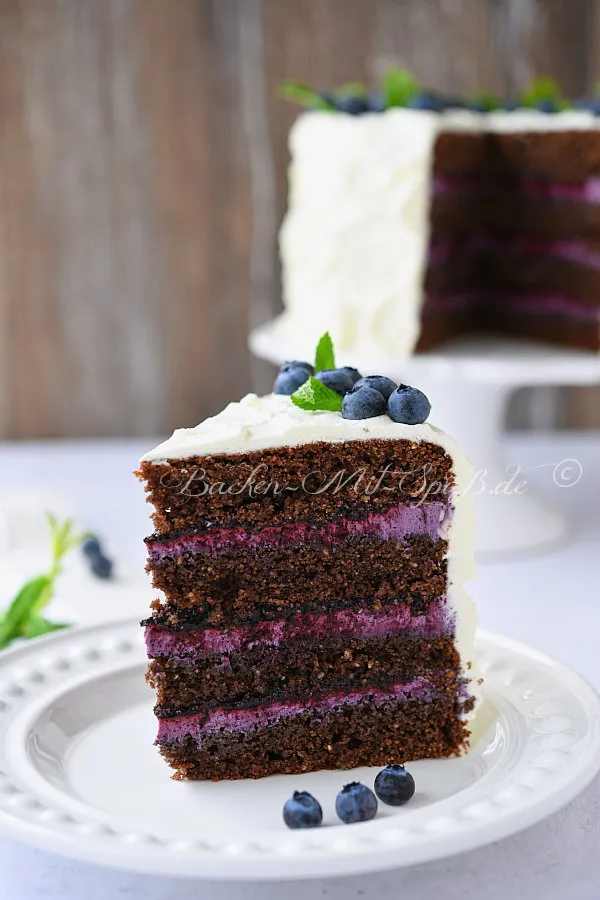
[
  {"xmin": 314, "ymin": 331, "xmax": 336, "ymax": 371},
  {"xmin": 291, "ymin": 375, "xmax": 343, "ymax": 412},
  {"xmin": 381, "ymin": 69, "xmax": 418, "ymax": 108},
  {"xmin": 279, "ymin": 82, "xmax": 336, "ymax": 111},
  {"xmin": 519, "ymin": 76, "xmax": 570, "ymax": 112}
]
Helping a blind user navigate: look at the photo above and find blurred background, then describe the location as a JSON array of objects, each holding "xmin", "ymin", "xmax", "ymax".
[{"xmin": 1, "ymin": 0, "xmax": 599, "ymax": 440}]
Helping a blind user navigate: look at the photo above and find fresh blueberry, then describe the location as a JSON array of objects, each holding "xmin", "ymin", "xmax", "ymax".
[
  {"xmin": 374, "ymin": 764, "xmax": 416, "ymax": 806},
  {"xmin": 335, "ymin": 782, "xmax": 378, "ymax": 824},
  {"xmin": 368, "ymin": 91, "xmax": 386, "ymax": 112},
  {"xmin": 82, "ymin": 535, "xmax": 102, "ymax": 558},
  {"xmin": 574, "ymin": 98, "xmax": 600, "ymax": 115},
  {"xmin": 534, "ymin": 99, "xmax": 559, "ymax": 113},
  {"xmin": 283, "ymin": 791, "xmax": 323, "ymax": 829},
  {"xmin": 406, "ymin": 91, "xmax": 447, "ymax": 112},
  {"xmin": 90, "ymin": 554, "xmax": 114, "ymax": 580},
  {"xmin": 315, "ymin": 369, "xmax": 356, "ymax": 395},
  {"xmin": 387, "ymin": 384, "xmax": 431, "ymax": 425},
  {"xmin": 342, "ymin": 385, "xmax": 387, "ymax": 420},
  {"xmin": 353, "ymin": 374, "xmax": 397, "ymax": 400},
  {"xmin": 274, "ymin": 360, "xmax": 314, "ymax": 395},
  {"xmin": 335, "ymin": 95, "xmax": 369, "ymax": 115},
  {"xmin": 338, "ymin": 366, "xmax": 363, "ymax": 385}
]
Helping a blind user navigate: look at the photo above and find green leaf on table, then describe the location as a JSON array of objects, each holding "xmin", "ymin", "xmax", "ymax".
[
  {"xmin": 314, "ymin": 332, "xmax": 336, "ymax": 371},
  {"xmin": 0, "ymin": 575, "xmax": 52, "ymax": 650},
  {"xmin": 0, "ymin": 514, "xmax": 85, "ymax": 652},
  {"xmin": 279, "ymin": 82, "xmax": 336, "ymax": 110},
  {"xmin": 381, "ymin": 69, "xmax": 418, "ymax": 108},
  {"xmin": 22, "ymin": 617, "xmax": 69, "ymax": 639},
  {"xmin": 291, "ymin": 376, "xmax": 343, "ymax": 413}
]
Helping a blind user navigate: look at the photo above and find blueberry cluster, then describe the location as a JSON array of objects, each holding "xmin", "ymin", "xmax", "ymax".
[
  {"xmin": 82, "ymin": 535, "xmax": 114, "ymax": 580},
  {"xmin": 283, "ymin": 764, "xmax": 416, "ymax": 830},
  {"xmin": 274, "ymin": 360, "xmax": 431, "ymax": 425}
]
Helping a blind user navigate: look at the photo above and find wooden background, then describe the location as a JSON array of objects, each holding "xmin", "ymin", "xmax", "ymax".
[{"xmin": 0, "ymin": 0, "xmax": 599, "ymax": 439}]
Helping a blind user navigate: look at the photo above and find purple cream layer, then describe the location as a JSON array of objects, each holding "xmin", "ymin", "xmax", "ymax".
[
  {"xmin": 156, "ymin": 678, "xmax": 446, "ymax": 745},
  {"xmin": 423, "ymin": 292, "xmax": 600, "ymax": 321},
  {"xmin": 428, "ymin": 236, "xmax": 600, "ymax": 270},
  {"xmin": 432, "ymin": 174, "xmax": 600, "ymax": 204},
  {"xmin": 146, "ymin": 501, "xmax": 451, "ymax": 562},
  {"xmin": 145, "ymin": 599, "xmax": 453, "ymax": 658}
]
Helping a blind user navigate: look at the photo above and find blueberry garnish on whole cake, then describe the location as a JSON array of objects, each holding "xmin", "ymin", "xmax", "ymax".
[
  {"xmin": 280, "ymin": 71, "xmax": 580, "ymax": 116},
  {"xmin": 273, "ymin": 332, "xmax": 432, "ymax": 425}
]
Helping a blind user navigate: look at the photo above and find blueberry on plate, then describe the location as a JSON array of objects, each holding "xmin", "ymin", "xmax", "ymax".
[
  {"xmin": 82, "ymin": 534, "xmax": 103, "ymax": 558},
  {"xmin": 387, "ymin": 384, "xmax": 431, "ymax": 425},
  {"xmin": 274, "ymin": 360, "xmax": 314, "ymax": 395},
  {"xmin": 374, "ymin": 764, "xmax": 416, "ymax": 806},
  {"xmin": 90, "ymin": 554, "xmax": 114, "ymax": 580},
  {"xmin": 315, "ymin": 368, "xmax": 356, "ymax": 395},
  {"xmin": 342, "ymin": 385, "xmax": 387, "ymax": 420},
  {"xmin": 335, "ymin": 782, "xmax": 378, "ymax": 824},
  {"xmin": 337, "ymin": 366, "xmax": 363, "ymax": 385},
  {"xmin": 353, "ymin": 374, "xmax": 397, "ymax": 400},
  {"xmin": 283, "ymin": 791, "xmax": 323, "ymax": 829}
]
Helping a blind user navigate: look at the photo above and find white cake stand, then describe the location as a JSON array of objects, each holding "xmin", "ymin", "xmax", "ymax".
[{"xmin": 250, "ymin": 322, "xmax": 600, "ymax": 557}]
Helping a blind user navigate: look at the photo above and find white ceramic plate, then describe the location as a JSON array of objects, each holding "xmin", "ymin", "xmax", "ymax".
[{"xmin": 0, "ymin": 620, "xmax": 598, "ymax": 881}]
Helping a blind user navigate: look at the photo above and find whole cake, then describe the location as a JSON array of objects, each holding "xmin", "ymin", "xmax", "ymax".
[
  {"xmin": 276, "ymin": 76, "xmax": 600, "ymax": 355},
  {"xmin": 137, "ymin": 341, "xmax": 480, "ymax": 780}
]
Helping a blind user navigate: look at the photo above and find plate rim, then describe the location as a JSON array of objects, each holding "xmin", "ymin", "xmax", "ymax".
[{"xmin": 0, "ymin": 618, "xmax": 599, "ymax": 881}]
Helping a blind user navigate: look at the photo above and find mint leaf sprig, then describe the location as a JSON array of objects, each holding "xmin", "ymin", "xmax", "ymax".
[
  {"xmin": 519, "ymin": 76, "xmax": 570, "ymax": 111},
  {"xmin": 289, "ymin": 332, "xmax": 343, "ymax": 412},
  {"xmin": 0, "ymin": 515, "xmax": 85, "ymax": 651},
  {"xmin": 279, "ymin": 82, "xmax": 336, "ymax": 111},
  {"xmin": 314, "ymin": 331, "xmax": 335, "ymax": 371},
  {"xmin": 291, "ymin": 376, "xmax": 343, "ymax": 413},
  {"xmin": 381, "ymin": 69, "xmax": 418, "ymax": 108}
]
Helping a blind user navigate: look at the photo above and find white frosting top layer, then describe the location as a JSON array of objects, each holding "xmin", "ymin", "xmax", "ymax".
[
  {"xmin": 277, "ymin": 107, "xmax": 600, "ymax": 358},
  {"xmin": 141, "ymin": 392, "xmax": 481, "ymax": 728},
  {"xmin": 142, "ymin": 392, "xmax": 464, "ymax": 463}
]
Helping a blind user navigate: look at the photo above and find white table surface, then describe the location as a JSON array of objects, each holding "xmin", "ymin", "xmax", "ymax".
[{"xmin": 0, "ymin": 432, "xmax": 599, "ymax": 899}]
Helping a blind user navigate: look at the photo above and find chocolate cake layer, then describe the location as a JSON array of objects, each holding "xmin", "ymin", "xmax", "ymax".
[
  {"xmin": 147, "ymin": 533, "xmax": 448, "ymax": 621},
  {"xmin": 137, "ymin": 439, "xmax": 454, "ymax": 535},
  {"xmin": 148, "ymin": 633, "xmax": 459, "ymax": 715},
  {"xmin": 434, "ymin": 130, "xmax": 600, "ymax": 181},
  {"xmin": 157, "ymin": 696, "xmax": 468, "ymax": 780}
]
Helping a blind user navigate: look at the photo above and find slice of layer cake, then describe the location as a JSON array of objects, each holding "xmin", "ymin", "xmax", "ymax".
[
  {"xmin": 137, "ymin": 357, "xmax": 480, "ymax": 781},
  {"xmin": 277, "ymin": 82, "xmax": 600, "ymax": 355}
]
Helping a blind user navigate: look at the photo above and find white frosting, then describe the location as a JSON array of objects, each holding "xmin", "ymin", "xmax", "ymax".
[
  {"xmin": 141, "ymin": 393, "xmax": 481, "ymax": 728},
  {"xmin": 279, "ymin": 109, "xmax": 439, "ymax": 358},
  {"xmin": 277, "ymin": 107, "xmax": 600, "ymax": 358}
]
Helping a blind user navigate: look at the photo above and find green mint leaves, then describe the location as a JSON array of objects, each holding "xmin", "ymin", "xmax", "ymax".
[
  {"xmin": 314, "ymin": 331, "xmax": 335, "ymax": 371},
  {"xmin": 279, "ymin": 82, "xmax": 336, "ymax": 111},
  {"xmin": 291, "ymin": 376, "xmax": 343, "ymax": 413},
  {"xmin": 382, "ymin": 69, "xmax": 418, "ymax": 108},
  {"xmin": 0, "ymin": 514, "xmax": 85, "ymax": 651},
  {"xmin": 290, "ymin": 332, "xmax": 342, "ymax": 411},
  {"xmin": 520, "ymin": 77, "xmax": 569, "ymax": 111}
]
